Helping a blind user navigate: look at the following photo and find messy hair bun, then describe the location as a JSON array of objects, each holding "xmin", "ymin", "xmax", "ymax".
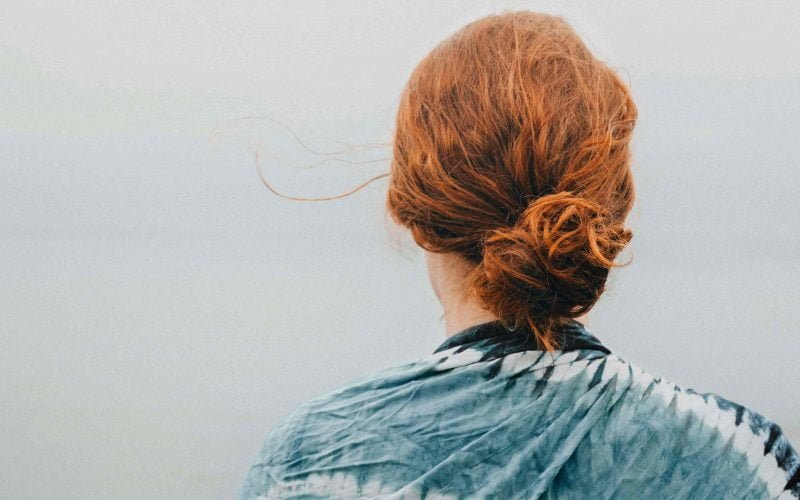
[
  {"xmin": 386, "ymin": 11, "xmax": 638, "ymax": 350},
  {"xmin": 468, "ymin": 192, "xmax": 632, "ymax": 350}
]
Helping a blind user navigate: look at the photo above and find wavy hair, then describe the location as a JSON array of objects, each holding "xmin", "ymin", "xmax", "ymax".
[{"xmin": 386, "ymin": 11, "xmax": 638, "ymax": 350}]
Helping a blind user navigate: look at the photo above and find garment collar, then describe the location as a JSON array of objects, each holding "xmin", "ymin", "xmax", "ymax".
[{"xmin": 432, "ymin": 318, "xmax": 610, "ymax": 358}]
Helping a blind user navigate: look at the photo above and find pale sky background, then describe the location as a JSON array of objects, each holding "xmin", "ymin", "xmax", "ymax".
[{"xmin": 1, "ymin": 1, "xmax": 799, "ymax": 498}]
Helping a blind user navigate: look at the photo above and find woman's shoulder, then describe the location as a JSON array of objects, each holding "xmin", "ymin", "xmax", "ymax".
[{"xmin": 597, "ymin": 352, "xmax": 800, "ymax": 499}]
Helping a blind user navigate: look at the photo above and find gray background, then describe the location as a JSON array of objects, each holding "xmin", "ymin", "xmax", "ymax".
[{"xmin": 1, "ymin": 1, "xmax": 798, "ymax": 498}]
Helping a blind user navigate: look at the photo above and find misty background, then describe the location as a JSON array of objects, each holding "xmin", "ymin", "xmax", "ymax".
[{"xmin": 1, "ymin": 1, "xmax": 798, "ymax": 498}]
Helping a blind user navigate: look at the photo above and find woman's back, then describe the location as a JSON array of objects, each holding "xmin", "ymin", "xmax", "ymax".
[{"xmin": 240, "ymin": 320, "xmax": 799, "ymax": 499}]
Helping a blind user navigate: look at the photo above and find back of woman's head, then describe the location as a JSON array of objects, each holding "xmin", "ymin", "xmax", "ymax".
[{"xmin": 386, "ymin": 11, "xmax": 638, "ymax": 350}]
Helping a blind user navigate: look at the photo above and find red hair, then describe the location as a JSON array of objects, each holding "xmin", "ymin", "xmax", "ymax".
[{"xmin": 386, "ymin": 11, "xmax": 637, "ymax": 350}]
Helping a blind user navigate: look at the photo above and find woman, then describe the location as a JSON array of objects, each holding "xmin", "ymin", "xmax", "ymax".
[{"xmin": 240, "ymin": 11, "xmax": 799, "ymax": 499}]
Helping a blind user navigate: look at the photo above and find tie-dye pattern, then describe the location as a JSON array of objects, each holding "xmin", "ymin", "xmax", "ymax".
[{"xmin": 240, "ymin": 320, "xmax": 799, "ymax": 499}]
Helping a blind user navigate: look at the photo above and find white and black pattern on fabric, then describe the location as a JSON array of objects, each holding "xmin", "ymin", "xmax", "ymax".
[{"xmin": 240, "ymin": 320, "xmax": 800, "ymax": 499}]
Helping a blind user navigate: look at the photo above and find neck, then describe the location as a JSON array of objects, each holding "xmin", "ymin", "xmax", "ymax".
[
  {"xmin": 441, "ymin": 294, "xmax": 499, "ymax": 338},
  {"xmin": 425, "ymin": 251, "xmax": 589, "ymax": 338},
  {"xmin": 424, "ymin": 251, "xmax": 499, "ymax": 337}
]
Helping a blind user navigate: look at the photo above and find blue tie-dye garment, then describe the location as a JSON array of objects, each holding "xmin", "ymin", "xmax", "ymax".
[{"xmin": 240, "ymin": 319, "xmax": 800, "ymax": 499}]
